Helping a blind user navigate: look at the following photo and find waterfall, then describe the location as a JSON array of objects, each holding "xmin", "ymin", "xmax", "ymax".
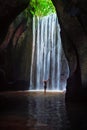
[{"xmin": 30, "ymin": 13, "xmax": 64, "ymax": 90}]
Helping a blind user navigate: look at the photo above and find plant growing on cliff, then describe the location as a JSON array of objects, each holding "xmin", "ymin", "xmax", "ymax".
[{"xmin": 24, "ymin": 0, "xmax": 56, "ymax": 17}]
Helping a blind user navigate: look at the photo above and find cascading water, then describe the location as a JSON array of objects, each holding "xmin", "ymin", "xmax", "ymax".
[{"xmin": 30, "ymin": 13, "xmax": 67, "ymax": 91}]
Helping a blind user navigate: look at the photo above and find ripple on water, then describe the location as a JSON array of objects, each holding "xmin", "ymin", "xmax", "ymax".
[{"xmin": 0, "ymin": 91, "xmax": 72, "ymax": 130}]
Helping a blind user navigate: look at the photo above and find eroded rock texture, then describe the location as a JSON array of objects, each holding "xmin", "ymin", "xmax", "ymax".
[
  {"xmin": 52, "ymin": 0, "xmax": 87, "ymax": 101},
  {"xmin": 0, "ymin": 0, "xmax": 30, "ymax": 44}
]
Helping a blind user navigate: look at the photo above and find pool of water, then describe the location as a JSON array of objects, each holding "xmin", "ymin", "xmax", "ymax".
[{"xmin": 0, "ymin": 91, "xmax": 87, "ymax": 130}]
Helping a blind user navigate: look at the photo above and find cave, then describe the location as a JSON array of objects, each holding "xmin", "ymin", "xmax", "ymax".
[{"xmin": 0, "ymin": 0, "xmax": 87, "ymax": 129}]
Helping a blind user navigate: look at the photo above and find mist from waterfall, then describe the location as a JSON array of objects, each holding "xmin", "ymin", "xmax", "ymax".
[{"xmin": 30, "ymin": 13, "xmax": 68, "ymax": 91}]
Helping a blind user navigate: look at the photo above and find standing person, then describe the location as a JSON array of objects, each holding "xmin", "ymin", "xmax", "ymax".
[{"xmin": 43, "ymin": 78, "xmax": 49, "ymax": 93}]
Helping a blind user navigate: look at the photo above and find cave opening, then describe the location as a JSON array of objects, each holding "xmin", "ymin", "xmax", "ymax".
[
  {"xmin": 0, "ymin": 0, "xmax": 70, "ymax": 92},
  {"xmin": 29, "ymin": 0, "xmax": 69, "ymax": 91}
]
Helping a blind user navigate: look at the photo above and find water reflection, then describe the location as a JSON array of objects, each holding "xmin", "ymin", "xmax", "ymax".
[
  {"xmin": 0, "ymin": 92, "xmax": 87, "ymax": 130},
  {"xmin": 28, "ymin": 92, "xmax": 71, "ymax": 130}
]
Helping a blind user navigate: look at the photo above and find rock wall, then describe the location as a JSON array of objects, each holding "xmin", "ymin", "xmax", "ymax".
[
  {"xmin": 52, "ymin": 0, "xmax": 87, "ymax": 101},
  {"xmin": 0, "ymin": 12, "xmax": 32, "ymax": 90}
]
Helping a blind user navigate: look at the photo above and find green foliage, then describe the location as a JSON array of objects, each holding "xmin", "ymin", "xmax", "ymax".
[{"xmin": 25, "ymin": 0, "xmax": 56, "ymax": 17}]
